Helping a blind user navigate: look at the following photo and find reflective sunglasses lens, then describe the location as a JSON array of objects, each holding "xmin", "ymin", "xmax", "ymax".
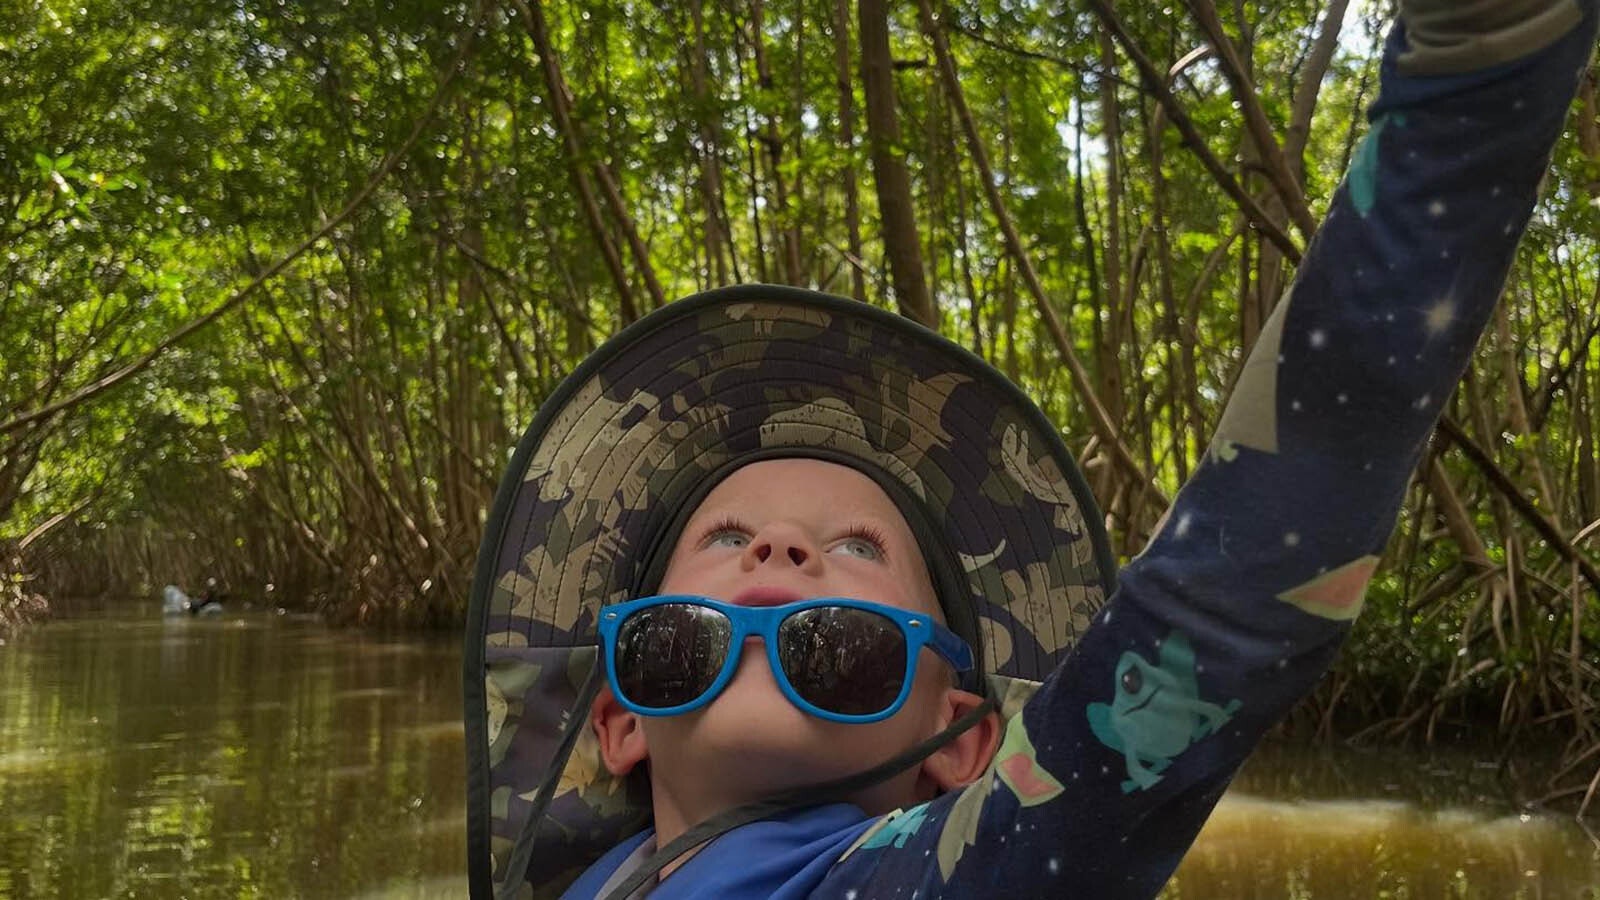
[
  {"xmin": 614, "ymin": 603, "xmax": 731, "ymax": 709},
  {"xmin": 777, "ymin": 607, "xmax": 907, "ymax": 716}
]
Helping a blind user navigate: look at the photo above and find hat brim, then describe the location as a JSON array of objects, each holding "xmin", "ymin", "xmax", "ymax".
[{"xmin": 464, "ymin": 284, "xmax": 1113, "ymax": 896}]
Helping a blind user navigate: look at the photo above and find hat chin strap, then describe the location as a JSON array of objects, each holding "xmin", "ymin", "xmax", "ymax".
[
  {"xmin": 601, "ymin": 693, "xmax": 999, "ymax": 900},
  {"xmin": 493, "ymin": 667, "xmax": 609, "ymax": 900}
]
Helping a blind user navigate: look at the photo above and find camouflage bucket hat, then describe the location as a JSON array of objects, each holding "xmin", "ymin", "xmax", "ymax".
[{"xmin": 464, "ymin": 284, "xmax": 1115, "ymax": 898}]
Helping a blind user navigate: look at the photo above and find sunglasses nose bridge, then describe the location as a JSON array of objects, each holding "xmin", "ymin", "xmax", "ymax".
[{"xmin": 721, "ymin": 615, "xmax": 770, "ymax": 664}]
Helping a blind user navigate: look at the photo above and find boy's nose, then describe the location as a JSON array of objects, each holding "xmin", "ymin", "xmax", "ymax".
[{"xmin": 743, "ymin": 523, "xmax": 821, "ymax": 572}]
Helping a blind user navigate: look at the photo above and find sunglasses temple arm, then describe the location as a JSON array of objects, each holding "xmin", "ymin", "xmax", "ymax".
[
  {"xmin": 601, "ymin": 692, "xmax": 1000, "ymax": 900},
  {"xmin": 929, "ymin": 623, "xmax": 975, "ymax": 671}
]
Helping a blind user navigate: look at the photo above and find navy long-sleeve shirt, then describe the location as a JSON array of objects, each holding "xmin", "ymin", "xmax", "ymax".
[{"xmin": 565, "ymin": 4, "xmax": 1599, "ymax": 897}]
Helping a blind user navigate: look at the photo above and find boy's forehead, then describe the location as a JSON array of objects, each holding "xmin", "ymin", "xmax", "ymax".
[
  {"xmin": 686, "ymin": 458, "xmax": 913, "ymax": 523},
  {"xmin": 667, "ymin": 456, "xmax": 946, "ymax": 619}
]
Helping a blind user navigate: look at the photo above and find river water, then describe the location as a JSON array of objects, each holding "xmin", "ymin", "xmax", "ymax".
[{"xmin": 1, "ymin": 611, "xmax": 1595, "ymax": 898}]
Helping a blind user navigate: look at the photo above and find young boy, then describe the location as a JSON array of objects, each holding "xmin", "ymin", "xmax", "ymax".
[{"xmin": 464, "ymin": 2, "xmax": 1600, "ymax": 897}]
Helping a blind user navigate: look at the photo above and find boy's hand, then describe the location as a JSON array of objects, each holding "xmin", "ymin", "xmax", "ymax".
[{"xmin": 1398, "ymin": 0, "xmax": 1584, "ymax": 74}]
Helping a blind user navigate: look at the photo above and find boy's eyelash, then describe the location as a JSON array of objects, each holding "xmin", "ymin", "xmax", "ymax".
[
  {"xmin": 700, "ymin": 516, "xmax": 749, "ymax": 546},
  {"xmin": 841, "ymin": 523, "xmax": 889, "ymax": 559},
  {"xmin": 697, "ymin": 518, "xmax": 887, "ymax": 558}
]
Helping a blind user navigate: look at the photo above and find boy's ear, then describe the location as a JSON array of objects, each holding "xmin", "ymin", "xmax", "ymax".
[
  {"xmin": 591, "ymin": 684, "xmax": 650, "ymax": 776},
  {"xmin": 919, "ymin": 688, "xmax": 1002, "ymax": 794}
]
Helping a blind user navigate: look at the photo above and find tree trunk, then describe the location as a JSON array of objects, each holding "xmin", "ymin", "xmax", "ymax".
[
  {"xmin": 1494, "ymin": 302, "xmax": 1557, "ymax": 507},
  {"xmin": 1577, "ymin": 65, "xmax": 1600, "ymax": 194},
  {"xmin": 517, "ymin": 0, "xmax": 666, "ymax": 316},
  {"xmin": 516, "ymin": 0, "xmax": 639, "ymax": 323},
  {"xmin": 832, "ymin": 0, "xmax": 866, "ymax": 301},
  {"xmin": 1083, "ymin": 0, "xmax": 1301, "ymax": 266},
  {"xmin": 1147, "ymin": 95, "xmax": 1187, "ymax": 484},
  {"xmin": 1182, "ymin": 0, "xmax": 1316, "ymax": 238},
  {"xmin": 750, "ymin": 0, "xmax": 804, "ymax": 285},
  {"xmin": 1286, "ymin": 0, "xmax": 1352, "ymax": 187},
  {"xmin": 1258, "ymin": 0, "xmax": 1349, "ymax": 348},
  {"xmin": 917, "ymin": 0, "xmax": 1162, "ymax": 504},
  {"xmin": 1094, "ymin": 25, "xmax": 1128, "ymax": 457},
  {"xmin": 688, "ymin": 0, "xmax": 732, "ymax": 285},
  {"xmin": 859, "ymin": 0, "xmax": 936, "ymax": 327}
]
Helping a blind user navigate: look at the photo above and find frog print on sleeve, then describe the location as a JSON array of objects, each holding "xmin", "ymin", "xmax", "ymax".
[{"xmin": 1086, "ymin": 632, "xmax": 1242, "ymax": 793}]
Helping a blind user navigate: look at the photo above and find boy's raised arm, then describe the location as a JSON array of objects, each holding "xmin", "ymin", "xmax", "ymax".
[{"xmin": 820, "ymin": 2, "xmax": 1598, "ymax": 896}]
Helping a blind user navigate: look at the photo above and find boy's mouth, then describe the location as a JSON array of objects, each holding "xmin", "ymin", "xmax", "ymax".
[{"xmin": 731, "ymin": 586, "xmax": 806, "ymax": 607}]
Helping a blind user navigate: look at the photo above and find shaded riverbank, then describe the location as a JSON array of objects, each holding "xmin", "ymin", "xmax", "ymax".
[
  {"xmin": 0, "ymin": 550, "xmax": 48, "ymax": 642},
  {"xmin": 0, "ymin": 588, "xmax": 46, "ymax": 643},
  {"xmin": 2, "ymin": 609, "xmax": 1595, "ymax": 898}
]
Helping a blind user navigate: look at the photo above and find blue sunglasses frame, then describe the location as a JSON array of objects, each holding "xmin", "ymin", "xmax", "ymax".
[{"xmin": 598, "ymin": 594, "xmax": 975, "ymax": 724}]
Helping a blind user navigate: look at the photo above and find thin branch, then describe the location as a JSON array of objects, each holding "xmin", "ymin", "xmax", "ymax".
[
  {"xmin": 1182, "ymin": 0, "xmax": 1318, "ymax": 236},
  {"xmin": 918, "ymin": 0, "xmax": 1166, "ymax": 505},
  {"xmin": 510, "ymin": 0, "xmax": 662, "ymax": 315},
  {"xmin": 946, "ymin": 20, "xmax": 1142, "ymax": 91},
  {"xmin": 1083, "ymin": 0, "xmax": 1303, "ymax": 263},
  {"xmin": 1285, "ymin": 0, "xmax": 1352, "ymax": 187},
  {"xmin": 16, "ymin": 495, "xmax": 92, "ymax": 552},
  {"xmin": 1436, "ymin": 416, "xmax": 1600, "ymax": 598},
  {"xmin": 449, "ymin": 232, "xmax": 537, "ymax": 388}
]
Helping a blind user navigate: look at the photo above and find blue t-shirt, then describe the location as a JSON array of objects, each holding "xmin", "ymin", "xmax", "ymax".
[
  {"xmin": 562, "ymin": 804, "xmax": 875, "ymax": 899},
  {"xmin": 567, "ymin": 4, "xmax": 1598, "ymax": 897}
]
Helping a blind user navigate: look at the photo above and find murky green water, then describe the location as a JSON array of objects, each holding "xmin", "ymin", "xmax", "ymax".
[
  {"xmin": 0, "ymin": 612, "xmax": 465, "ymax": 899},
  {"xmin": 1169, "ymin": 742, "xmax": 1600, "ymax": 899},
  {"xmin": 2, "ymin": 611, "xmax": 1597, "ymax": 898}
]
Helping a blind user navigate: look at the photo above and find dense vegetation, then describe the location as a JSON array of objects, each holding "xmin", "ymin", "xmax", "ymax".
[{"xmin": 3, "ymin": 0, "xmax": 1597, "ymax": 799}]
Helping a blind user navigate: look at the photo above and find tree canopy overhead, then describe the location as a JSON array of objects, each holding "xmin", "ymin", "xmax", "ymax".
[{"xmin": 3, "ymin": 0, "xmax": 1599, "ymax": 787}]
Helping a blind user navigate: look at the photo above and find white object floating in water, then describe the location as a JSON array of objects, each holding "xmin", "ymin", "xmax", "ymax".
[{"xmin": 161, "ymin": 585, "xmax": 190, "ymax": 616}]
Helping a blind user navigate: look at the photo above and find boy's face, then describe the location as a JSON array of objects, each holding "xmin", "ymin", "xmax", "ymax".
[{"xmin": 625, "ymin": 458, "xmax": 964, "ymax": 819}]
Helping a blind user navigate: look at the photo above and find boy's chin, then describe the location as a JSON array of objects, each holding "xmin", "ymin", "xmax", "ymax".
[
  {"xmin": 695, "ymin": 707, "xmax": 853, "ymax": 763},
  {"xmin": 655, "ymin": 702, "xmax": 885, "ymax": 791}
]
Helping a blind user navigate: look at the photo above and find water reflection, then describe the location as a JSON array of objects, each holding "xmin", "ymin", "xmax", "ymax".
[
  {"xmin": 1166, "ymin": 744, "xmax": 1600, "ymax": 897},
  {"xmin": 1165, "ymin": 794, "xmax": 1596, "ymax": 898},
  {"xmin": 0, "ymin": 612, "xmax": 466, "ymax": 898},
  {"xmin": 3, "ymin": 611, "xmax": 1596, "ymax": 898}
]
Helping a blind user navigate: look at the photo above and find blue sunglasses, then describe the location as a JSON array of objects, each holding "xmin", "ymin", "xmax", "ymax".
[{"xmin": 598, "ymin": 595, "xmax": 975, "ymax": 724}]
